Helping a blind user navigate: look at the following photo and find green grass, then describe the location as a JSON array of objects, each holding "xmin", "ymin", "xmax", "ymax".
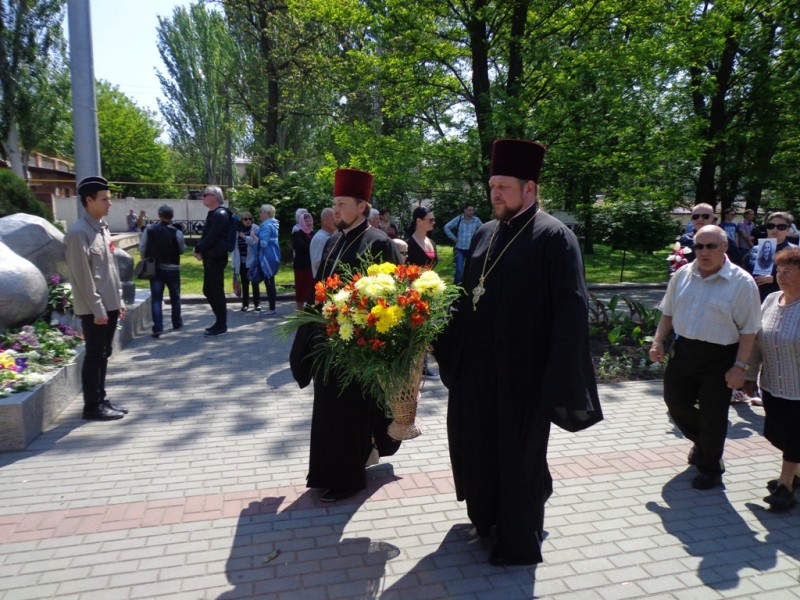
[
  {"xmin": 129, "ymin": 242, "xmax": 668, "ymax": 293},
  {"xmin": 582, "ymin": 244, "xmax": 671, "ymax": 284}
]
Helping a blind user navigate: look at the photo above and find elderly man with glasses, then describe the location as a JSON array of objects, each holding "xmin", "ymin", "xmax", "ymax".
[
  {"xmin": 194, "ymin": 186, "xmax": 232, "ymax": 336},
  {"xmin": 650, "ymin": 225, "xmax": 761, "ymax": 490},
  {"xmin": 679, "ymin": 203, "xmax": 742, "ymax": 265}
]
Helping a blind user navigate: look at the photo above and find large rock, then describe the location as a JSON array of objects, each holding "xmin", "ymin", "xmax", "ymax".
[
  {"xmin": 114, "ymin": 248, "xmax": 136, "ymax": 304},
  {"xmin": 0, "ymin": 213, "xmax": 67, "ymax": 281},
  {"xmin": 0, "ymin": 242, "xmax": 48, "ymax": 330}
]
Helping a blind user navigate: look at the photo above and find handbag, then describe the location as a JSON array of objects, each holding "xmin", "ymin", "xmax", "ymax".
[
  {"xmin": 233, "ymin": 272, "xmax": 242, "ymax": 297},
  {"xmin": 134, "ymin": 257, "xmax": 156, "ymax": 280}
]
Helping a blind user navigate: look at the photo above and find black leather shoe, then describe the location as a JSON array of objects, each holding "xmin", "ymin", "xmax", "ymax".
[
  {"xmin": 767, "ymin": 475, "xmax": 800, "ymax": 493},
  {"xmin": 203, "ymin": 327, "xmax": 227, "ymax": 337},
  {"xmin": 83, "ymin": 404, "xmax": 124, "ymax": 421},
  {"xmin": 764, "ymin": 484, "xmax": 798, "ymax": 511},
  {"xmin": 692, "ymin": 473, "xmax": 723, "ymax": 490},
  {"xmin": 320, "ymin": 488, "xmax": 358, "ymax": 502},
  {"xmin": 152, "ymin": 332, "xmax": 161, "ymax": 339},
  {"xmin": 102, "ymin": 400, "xmax": 128, "ymax": 414}
]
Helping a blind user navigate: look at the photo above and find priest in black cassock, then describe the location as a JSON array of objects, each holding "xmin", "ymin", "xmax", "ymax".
[
  {"xmin": 290, "ymin": 168, "xmax": 403, "ymax": 503},
  {"xmin": 434, "ymin": 139, "xmax": 603, "ymax": 566}
]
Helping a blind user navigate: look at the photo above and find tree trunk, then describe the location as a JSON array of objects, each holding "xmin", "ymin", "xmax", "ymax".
[
  {"xmin": 691, "ymin": 31, "xmax": 739, "ymax": 208},
  {"xmin": 505, "ymin": 0, "xmax": 529, "ymax": 139},
  {"xmin": 3, "ymin": 116, "xmax": 26, "ymax": 179},
  {"xmin": 466, "ymin": 0, "xmax": 494, "ymax": 200}
]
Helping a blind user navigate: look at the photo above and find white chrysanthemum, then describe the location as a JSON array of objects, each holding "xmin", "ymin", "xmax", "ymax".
[
  {"xmin": 354, "ymin": 273, "xmax": 397, "ymax": 298},
  {"xmin": 411, "ymin": 270, "xmax": 446, "ymax": 296},
  {"xmin": 333, "ymin": 289, "xmax": 351, "ymax": 306}
]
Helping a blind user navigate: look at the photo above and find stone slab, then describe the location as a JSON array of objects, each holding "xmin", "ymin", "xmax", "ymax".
[{"xmin": 0, "ymin": 290, "xmax": 151, "ymax": 452}]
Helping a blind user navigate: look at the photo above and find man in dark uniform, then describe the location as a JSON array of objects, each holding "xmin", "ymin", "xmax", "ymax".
[
  {"xmin": 435, "ymin": 140, "xmax": 603, "ymax": 566},
  {"xmin": 193, "ymin": 186, "xmax": 230, "ymax": 336},
  {"xmin": 291, "ymin": 168, "xmax": 403, "ymax": 502}
]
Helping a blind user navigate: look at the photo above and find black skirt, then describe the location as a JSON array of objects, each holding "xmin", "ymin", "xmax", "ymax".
[{"xmin": 762, "ymin": 389, "xmax": 800, "ymax": 463}]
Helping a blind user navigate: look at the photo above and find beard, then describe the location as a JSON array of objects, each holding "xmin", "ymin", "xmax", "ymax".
[
  {"xmin": 335, "ymin": 215, "xmax": 358, "ymax": 230},
  {"xmin": 493, "ymin": 203, "xmax": 522, "ymax": 222}
]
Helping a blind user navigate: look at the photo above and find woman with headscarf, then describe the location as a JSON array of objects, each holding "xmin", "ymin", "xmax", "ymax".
[{"xmin": 292, "ymin": 210, "xmax": 315, "ymax": 310}]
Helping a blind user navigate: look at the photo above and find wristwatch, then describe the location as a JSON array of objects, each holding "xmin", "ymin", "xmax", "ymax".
[{"xmin": 733, "ymin": 360, "xmax": 750, "ymax": 370}]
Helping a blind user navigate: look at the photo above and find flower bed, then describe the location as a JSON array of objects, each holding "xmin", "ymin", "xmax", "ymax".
[{"xmin": 0, "ymin": 322, "xmax": 83, "ymax": 397}]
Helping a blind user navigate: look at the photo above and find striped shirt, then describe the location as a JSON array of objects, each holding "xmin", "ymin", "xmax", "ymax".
[
  {"xmin": 748, "ymin": 292, "xmax": 800, "ymax": 400},
  {"xmin": 660, "ymin": 258, "xmax": 761, "ymax": 345}
]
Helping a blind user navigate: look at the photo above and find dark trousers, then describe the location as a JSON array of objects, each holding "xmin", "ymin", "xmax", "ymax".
[
  {"xmin": 454, "ymin": 247, "xmax": 468, "ymax": 284},
  {"xmin": 203, "ymin": 256, "xmax": 228, "ymax": 328},
  {"xmin": 150, "ymin": 268, "xmax": 182, "ymax": 333},
  {"xmin": 264, "ymin": 276, "xmax": 277, "ymax": 310},
  {"xmin": 239, "ymin": 262, "xmax": 261, "ymax": 308},
  {"xmin": 663, "ymin": 337, "xmax": 739, "ymax": 475},
  {"xmin": 79, "ymin": 310, "xmax": 119, "ymax": 410}
]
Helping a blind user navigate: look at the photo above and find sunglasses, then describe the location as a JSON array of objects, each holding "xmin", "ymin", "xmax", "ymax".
[
  {"xmin": 766, "ymin": 223, "xmax": 789, "ymax": 231},
  {"xmin": 694, "ymin": 243, "xmax": 721, "ymax": 251},
  {"xmin": 242, "ymin": 218, "xmax": 253, "ymax": 221},
  {"xmin": 691, "ymin": 213, "xmax": 712, "ymax": 220}
]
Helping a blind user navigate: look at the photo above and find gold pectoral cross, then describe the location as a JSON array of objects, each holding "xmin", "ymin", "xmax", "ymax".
[{"xmin": 472, "ymin": 276, "xmax": 486, "ymax": 310}]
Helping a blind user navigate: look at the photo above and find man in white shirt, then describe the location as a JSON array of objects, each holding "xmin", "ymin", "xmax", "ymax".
[
  {"xmin": 649, "ymin": 225, "xmax": 761, "ymax": 489},
  {"xmin": 310, "ymin": 207, "xmax": 335, "ymax": 278}
]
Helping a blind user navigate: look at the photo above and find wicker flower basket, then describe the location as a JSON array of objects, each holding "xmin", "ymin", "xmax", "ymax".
[{"xmin": 385, "ymin": 355, "xmax": 425, "ymax": 441}]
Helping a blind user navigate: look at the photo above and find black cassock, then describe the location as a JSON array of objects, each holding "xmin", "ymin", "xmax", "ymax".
[
  {"xmin": 290, "ymin": 220, "xmax": 403, "ymax": 492},
  {"xmin": 435, "ymin": 204, "xmax": 603, "ymax": 564}
]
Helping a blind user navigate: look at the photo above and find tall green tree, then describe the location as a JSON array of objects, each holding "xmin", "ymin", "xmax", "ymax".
[
  {"xmin": 95, "ymin": 81, "xmax": 172, "ymax": 198},
  {"xmin": 0, "ymin": 0, "xmax": 68, "ymax": 177},
  {"xmin": 157, "ymin": 2, "xmax": 244, "ymax": 186}
]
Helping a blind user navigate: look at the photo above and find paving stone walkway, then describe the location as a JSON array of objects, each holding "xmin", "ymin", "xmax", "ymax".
[{"xmin": 1, "ymin": 302, "xmax": 799, "ymax": 600}]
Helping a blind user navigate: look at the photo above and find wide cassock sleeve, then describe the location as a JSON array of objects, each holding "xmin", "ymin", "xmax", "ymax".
[{"xmin": 540, "ymin": 227, "xmax": 603, "ymax": 432}]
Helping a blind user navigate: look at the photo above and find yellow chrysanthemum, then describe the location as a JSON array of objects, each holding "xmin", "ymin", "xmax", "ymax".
[
  {"xmin": 352, "ymin": 310, "xmax": 369, "ymax": 326},
  {"xmin": 411, "ymin": 270, "xmax": 446, "ymax": 296},
  {"xmin": 354, "ymin": 273, "xmax": 397, "ymax": 298},
  {"xmin": 367, "ymin": 262, "xmax": 398, "ymax": 276},
  {"xmin": 338, "ymin": 321, "xmax": 355, "ymax": 341},
  {"xmin": 370, "ymin": 304, "xmax": 403, "ymax": 333}
]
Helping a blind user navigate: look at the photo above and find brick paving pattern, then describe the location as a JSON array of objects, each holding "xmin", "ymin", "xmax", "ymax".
[{"xmin": 1, "ymin": 303, "xmax": 799, "ymax": 599}]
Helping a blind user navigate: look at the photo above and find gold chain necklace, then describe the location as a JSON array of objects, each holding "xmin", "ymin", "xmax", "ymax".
[{"xmin": 472, "ymin": 210, "xmax": 538, "ymax": 310}]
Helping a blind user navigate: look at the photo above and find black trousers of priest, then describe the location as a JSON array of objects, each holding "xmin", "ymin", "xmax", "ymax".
[{"xmin": 663, "ymin": 336, "xmax": 739, "ymax": 476}]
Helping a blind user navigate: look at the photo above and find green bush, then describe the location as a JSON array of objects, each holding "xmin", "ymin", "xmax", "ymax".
[{"xmin": 0, "ymin": 170, "xmax": 51, "ymax": 219}]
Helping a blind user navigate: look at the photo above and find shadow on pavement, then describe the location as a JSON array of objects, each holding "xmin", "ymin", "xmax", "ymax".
[
  {"xmin": 646, "ymin": 470, "xmax": 776, "ymax": 590},
  {"xmin": 744, "ymin": 501, "xmax": 800, "ymax": 565},
  {"xmin": 219, "ymin": 470, "xmax": 401, "ymax": 599},
  {"xmin": 381, "ymin": 524, "xmax": 537, "ymax": 599}
]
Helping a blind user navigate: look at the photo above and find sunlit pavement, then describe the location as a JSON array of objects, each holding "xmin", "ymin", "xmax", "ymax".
[{"xmin": 1, "ymin": 302, "xmax": 798, "ymax": 599}]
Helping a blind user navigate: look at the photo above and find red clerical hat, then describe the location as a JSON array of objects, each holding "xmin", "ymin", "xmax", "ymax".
[
  {"xmin": 490, "ymin": 139, "xmax": 547, "ymax": 183},
  {"xmin": 333, "ymin": 168, "xmax": 373, "ymax": 202}
]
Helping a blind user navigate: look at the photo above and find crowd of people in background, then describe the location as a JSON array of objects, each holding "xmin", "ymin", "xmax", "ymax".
[
  {"xmin": 84, "ymin": 174, "xmax": 800, "ymax": 516},
  {"xmin": 663, "ymin": 203, "xmax": 800, "ymax": 510}
]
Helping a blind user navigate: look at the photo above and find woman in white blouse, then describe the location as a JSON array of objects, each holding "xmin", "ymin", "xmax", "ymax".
[{"xmin": 744, "ymin": 247, "xmax": 800, "ymax": 510}]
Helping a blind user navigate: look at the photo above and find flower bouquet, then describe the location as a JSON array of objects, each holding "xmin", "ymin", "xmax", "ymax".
[
  {"xmin": 667, "ymin": 241, "xmax": 692, "ymax": 275},
  {"xmin": 284, "ymin": 261, "xmax": 460, "ymax": 440}
]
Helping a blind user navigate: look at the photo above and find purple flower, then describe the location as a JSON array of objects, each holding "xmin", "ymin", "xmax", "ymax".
[{"xmin": 49, "ymin": 273, "xmax": 62, "ymax": 285}]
